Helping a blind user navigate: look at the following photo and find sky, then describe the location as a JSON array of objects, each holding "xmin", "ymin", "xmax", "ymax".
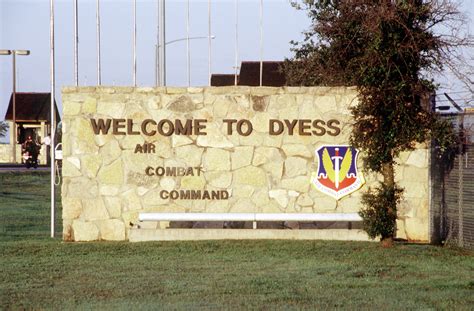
[
  {"xmin": 0, "ymin": 0, "xmax": 473, "ymax": 140},
  {"xmin": 0, "ymin": 0, "xmax": 309, "ymax": 117}
]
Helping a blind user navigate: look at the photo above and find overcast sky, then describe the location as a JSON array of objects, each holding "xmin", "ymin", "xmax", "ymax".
[{"xmin": 0, "ymin": 0, "xmax": 473, "ymax": 131}]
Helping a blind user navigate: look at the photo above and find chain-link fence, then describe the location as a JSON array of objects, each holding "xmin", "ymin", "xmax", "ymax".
[{"xmin": 431, "ymin": 112, "xmax": 474, "ymax": 249}]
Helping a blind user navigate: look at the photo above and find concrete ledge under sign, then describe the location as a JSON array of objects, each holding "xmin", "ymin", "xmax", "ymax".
[
  {"xmin": 138, "ymin": 212, "xmax": 363, "ymax": 222},
  {"xmin": 129, "ymin": 229, "xmax": 372, "ymax": 242}
]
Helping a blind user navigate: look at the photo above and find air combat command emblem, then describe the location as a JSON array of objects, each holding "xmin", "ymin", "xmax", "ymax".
[{"xmin": 310, "ymin": 145, "xmax": 365, "ymax": 200}]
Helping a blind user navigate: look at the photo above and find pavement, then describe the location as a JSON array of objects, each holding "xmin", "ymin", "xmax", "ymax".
[{"xmin": 0, "ymin": 164, "xmax": 51, "ymax": 172}]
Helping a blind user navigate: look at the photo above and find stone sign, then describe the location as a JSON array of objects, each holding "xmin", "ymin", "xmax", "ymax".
[{"xmin": 61, "ymin": 86, "xmax": 429, "ymax": 242}]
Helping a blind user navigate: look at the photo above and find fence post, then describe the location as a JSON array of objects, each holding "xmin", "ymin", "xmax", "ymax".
[{"xmin": 458, "ymin": 113, "xmax": 464, "ymax": 247}]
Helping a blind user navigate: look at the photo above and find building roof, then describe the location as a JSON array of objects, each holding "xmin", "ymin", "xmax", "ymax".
[
  {"xmin": 210, "ymin": 74, "xmax": 237, "ymax": 87},
  {"xmin": 211, "ymin": 61, "xmax": 287, "ymax": 87},
  {"xmin": 4, "ymin": 92, "xmax": 60, "ymax": 123},
  {"xmin": 238, "ymin": 61, "xmax": 286, "ymax": 86}
]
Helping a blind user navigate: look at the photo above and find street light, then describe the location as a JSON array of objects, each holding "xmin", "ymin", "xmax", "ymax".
[
  {"xmin": 165, "ymin": 35, "xmax": 215, "ymax": 46},
  {"xmin": 0, "ymin": 49, "xmax": 31, "ymax": 163},
  {"xmin": 155, "ymin": 35, "xmax": 216, "ymax": 87}
]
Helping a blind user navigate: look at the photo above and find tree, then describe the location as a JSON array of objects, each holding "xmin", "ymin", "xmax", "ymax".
[
  {"xmin": 0, "ymin": 121, "xmax": 7, "ymax": 139},
  {"xmin": 285, "ymin": 0, "xmax": 468, "ymax": 244}
]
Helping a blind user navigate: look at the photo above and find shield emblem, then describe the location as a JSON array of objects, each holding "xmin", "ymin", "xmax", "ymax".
[{"xmin": 310, "ymin": 145, "xmax": 365, "ymax": 200}]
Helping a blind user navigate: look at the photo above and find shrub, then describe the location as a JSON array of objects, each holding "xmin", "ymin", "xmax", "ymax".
[{"xmin": 359, "ymin": 183, "xmax": 403, "ymax": 241}]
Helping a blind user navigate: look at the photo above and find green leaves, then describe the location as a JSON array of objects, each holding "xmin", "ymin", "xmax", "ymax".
[
  {"xmin": 359, "ymin": 183, "xmax": 403, "ymax": 240},
  {"xmin": 286, "ymin": 1, "xmax": 461, "ymax": 240}
]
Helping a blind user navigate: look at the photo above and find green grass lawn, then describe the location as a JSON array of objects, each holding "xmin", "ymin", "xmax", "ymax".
[{"xmin": 1, "ymin": 172, "xmax": 473, "ymax": 309}]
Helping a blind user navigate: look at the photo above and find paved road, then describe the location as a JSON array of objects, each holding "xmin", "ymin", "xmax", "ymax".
[{"xmin": 0, "ymin": 165, "xmax": 50, "ymax": 172}]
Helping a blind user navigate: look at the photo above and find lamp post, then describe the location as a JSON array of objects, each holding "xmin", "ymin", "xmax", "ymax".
[
  {"xmin": 155, "ymin": 36, "xmax": 215, "ymax": 86},
  {"xmin": 0, "ymin": 49, "xmax": 30, "ymax": 163}
]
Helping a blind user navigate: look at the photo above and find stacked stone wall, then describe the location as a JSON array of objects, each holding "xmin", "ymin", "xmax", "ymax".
[
  {"xmin": 61, "ymin": 86, "xmax": 429, "ymax": 241},
  {"xmin": 0, "ymin": 144, "xmax": 12, "ymax": 162}
]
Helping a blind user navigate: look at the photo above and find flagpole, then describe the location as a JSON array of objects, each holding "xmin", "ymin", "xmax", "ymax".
[
  {"xmin": 259, "ymin": 0, "xmax": 263, "ymax": 87},
  {"xmin": 156, "ymin": 0, "xmax": 160, "ymax": 86},
  {"xmin": 133, "ymin": 0, "xmax": 137, "ymax": 86},
  {"xmin": 186, "ymin": 0, "xmax": 190, "ymax": 86},
  {"xmin": 96, "ymin": 0, "xmax": 101, "ymax": 85},
  {"xmin": 234, "ymin": 0, "xmax": 238, "ymax": 86},
  {"xmin": 208, "ymin": 0, "xmax": 212, "ymax": 86},
  {"xmin": 74, "ymin": 0, "xmax": 78, "ymax": 86},
  {"xmin": 50, "ymin": 0, "xmax": 56, "ymax": 238},
  {"xmin": 159, "ymin": 0, "xmax": 166, "ymax": 86}
]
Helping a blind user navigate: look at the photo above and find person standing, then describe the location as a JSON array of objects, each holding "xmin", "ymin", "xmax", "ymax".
[{"xmin": 23, "ymin": 135, "xmax": 40, "ymax": 168}]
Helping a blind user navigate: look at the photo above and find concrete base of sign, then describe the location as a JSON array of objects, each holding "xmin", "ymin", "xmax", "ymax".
[{"xmin": 129, "ymin": 228, "xmax": 372, "ymax": 242}]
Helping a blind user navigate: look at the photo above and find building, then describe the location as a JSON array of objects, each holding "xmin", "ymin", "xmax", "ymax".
[
  {"xmin": 1, "ymin": 92, "xmax": 60, "ymax": 165},
  {"xmin": 211, "ymin": 61, "xmax": 286, "ymax": 87}
]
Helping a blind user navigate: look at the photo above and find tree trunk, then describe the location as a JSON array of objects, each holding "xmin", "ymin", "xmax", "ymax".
[
  {"xmin": 381, "ymin": 162, "xmax": 395, "ymax": 187},
  {"xmin": 381, "ymin": 237, "xmax": 394, "ymax": 248},
  {"xmin": 381, "ymin": 162, "xmax": 396, "ymax": 245}
]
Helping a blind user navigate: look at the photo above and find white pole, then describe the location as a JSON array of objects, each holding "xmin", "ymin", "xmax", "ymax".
[
  {"xmin": 50, "ymin": 0, "xmax": 56, "ymax": 238},
  {"xmin": 208, "ymin": 0, "xmax": 211, "ymax": 86},
  {"xmin": 133, "ymin": 0, "xmax": 137, "ymax": 87},
  {"xmin": 259, "ymin": 0, "xmax": 263, "ymax": 87},
  {"xmin": 96, "ymin": 0, "xmax": 101, "ymax": 85},
  {"xmin": 74, "ymin": 0, "xmax": 78, "ymax": 86},
  {"xmin": 186, "ymin": 0, "xmax": 190, "ymax": 86},
  {"xmin": 159, "ymin": 0, "xmax": 166, "ymax": 86},
  {"xmin": 12, "ymin": 53, "xmax": 16, "ymax": 163},
  {"xmin": 155, "ymin": 44, "xmax": 159, "ymax": 87},
  {"xmin": 234, "ymin": 0, "xmax": 238, "ymax": 86},
  {"xmin": 155, "ymin": 0, "xmax": 161, "ymax": 86}
]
